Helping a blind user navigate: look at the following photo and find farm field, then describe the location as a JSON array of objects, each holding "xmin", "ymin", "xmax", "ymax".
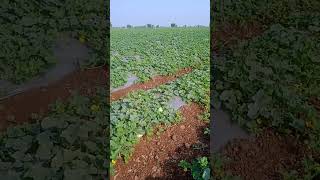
[
  {"xmin": 0, "ymin": 0, "xmax": 109, "ymax": 179},
  {"xmin": 111, "ymin": 28, "xmax": 209, "ymax": 89},
  {"xmin": 211, "ymin": 0, "xmax": 320, "ymax": 179},
  {"xmin": 110, "ymin": 27, "xmax": 210, "ymax": 179}
]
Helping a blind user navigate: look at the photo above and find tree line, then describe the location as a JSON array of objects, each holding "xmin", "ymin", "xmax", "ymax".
[{"xmin": 111, "ymin": 23, "xmax": 207, "ymax": 28}]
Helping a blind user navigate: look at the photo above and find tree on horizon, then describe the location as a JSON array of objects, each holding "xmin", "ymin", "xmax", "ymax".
[{"xmin": 171, "ymin": 23, "xmax": 177, "ymax": 28}]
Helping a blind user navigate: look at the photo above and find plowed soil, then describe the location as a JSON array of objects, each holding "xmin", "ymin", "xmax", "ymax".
[{"xmin": 219, "ymin": 129, "xmax": 308, "ymax": 180}]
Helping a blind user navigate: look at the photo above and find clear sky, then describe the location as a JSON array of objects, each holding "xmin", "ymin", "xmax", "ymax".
[{"xmin": 111, "ymin": 0, "xmax": 210, "ymax": 27}]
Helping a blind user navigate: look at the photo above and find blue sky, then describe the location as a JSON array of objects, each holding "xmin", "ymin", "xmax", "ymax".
[{"xmin": 111, "ymin": 0, "xmax": 210, "ymax": 27}]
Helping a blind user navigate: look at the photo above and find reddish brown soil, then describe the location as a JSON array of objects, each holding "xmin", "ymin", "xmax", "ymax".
[
  {"xmin": 218, "ymin": 129, "xmax": 308, "ymax": 180},
  {"xmin": 111, "ymin": 68, "xmax": 192, "ymax": 101},
  {"xmin": 111, "ymin": 103, "xmax": 209, "ymax": 180},
  {"xmin": 0, "ymin": 67, "xmax": 107, "ymax": 131}
]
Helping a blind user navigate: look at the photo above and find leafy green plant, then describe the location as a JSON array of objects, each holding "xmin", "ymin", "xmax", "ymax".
[
  {"xmin": 204, "ymin": 128, "xmax": 210, "ymax": 135},
  {"xmin": 179, "ymin": 157, "xmax": 211, "ymax": 180}
]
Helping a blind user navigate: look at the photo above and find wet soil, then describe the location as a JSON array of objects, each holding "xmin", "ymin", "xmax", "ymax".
[
  {"xmin": 0, "ymin": 67, "xmax": 107, "ymax": 131},
  {"xmin": 111, "ymin": 68, "xmax": 192, "ymax": 101},
  {"xmin": 111, "ymin": 74, "xmax": 138, "ymax": 93},
  {"xmin": 0, "ymin": 35, "xmax": 90, "ymax": 100},
  {"xmin": 210, "ymin": 109, "xmax": 250, "ymax": 153},
  {"xmin": 111, "ymin": 103, "xmax": 209, "ymax": 180},
  {"xmin": 168, "ymin": 96, "xmax": 186, "ymax": 111}
]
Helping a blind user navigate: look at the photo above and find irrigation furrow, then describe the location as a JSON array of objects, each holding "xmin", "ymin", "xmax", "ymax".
[{"xmin": 110, "ymin": 67, "xmax": 192, "ymax": 101}]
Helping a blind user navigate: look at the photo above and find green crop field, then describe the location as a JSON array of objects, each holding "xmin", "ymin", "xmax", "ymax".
[
  {"xmin": 0, "ymin": 1, "xmax": 109, "ymax": 179},
  {"xmin": 211, "ymin": 0, "xmax": 320, "ymax": 179},
  {"xmin": 111, "ymin": 28, "xmax": 209, "ymax": 88},
  {"xmin": 213, "ymin": 0, "xmax": 320, "ymax": 150},
  {"xmin": 110, "ymin": 27, "xmax": 210, "ymax": 174},
  {"xmin": 0, "ymin": 0, "xmax": 107, "ymax": 84}
]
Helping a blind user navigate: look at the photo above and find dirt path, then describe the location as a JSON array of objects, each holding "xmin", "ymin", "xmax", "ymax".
[{"xmin": 112, "ymin": 103, "xmax": 209, "ymax": 180}]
